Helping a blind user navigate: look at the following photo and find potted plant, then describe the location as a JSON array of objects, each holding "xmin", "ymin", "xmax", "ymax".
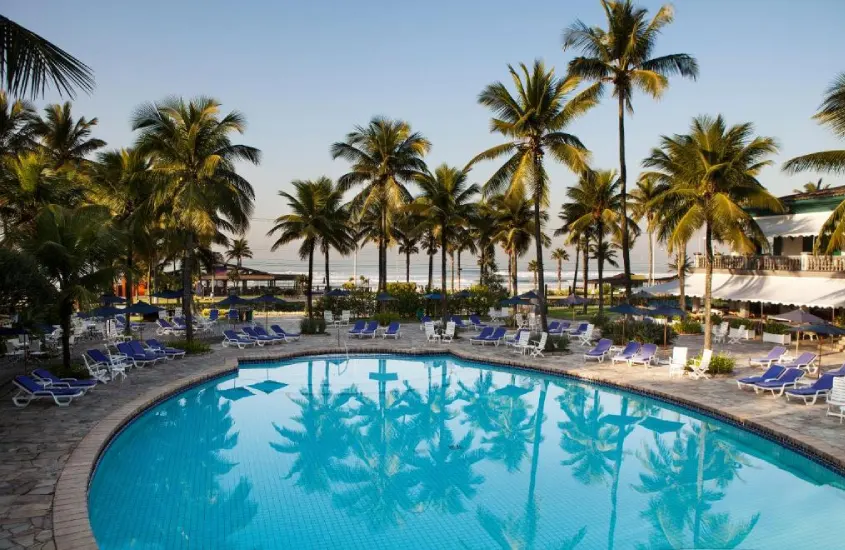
[{"xmin": 762, "ymin": 321, "xmax": 791, "ymax": 345}]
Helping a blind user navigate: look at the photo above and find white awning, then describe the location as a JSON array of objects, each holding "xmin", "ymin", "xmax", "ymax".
[
  {"xmin": 646, "ymin": 273, "xmax": 845, "ymax": 308},
  {"xmin": 754, "ymin": 212, "xmax": 829, "ymax": 239}
]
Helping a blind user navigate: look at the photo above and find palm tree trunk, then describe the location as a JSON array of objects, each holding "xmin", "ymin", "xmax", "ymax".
[
  {"xmin": 307, "ymin": 243, "xmax": 314, "ymax": 319},
  {"xmin": 647, "ymin": 226, "xmax": 654, "ymax": 285},
  {"xmin": 607, "ymin": 397, "xmax": 629, "ymax": 550},
  {"xmin": 618, "ymin": 94, "xmax": 632, "ymax": 298},
  {"xmin": 182, "ymin": 234, "xmax": 194, "ymax": 342},
  {"xmin": 324, "ymin": 247, "xmax": 331, "ymax": 291},
  {"xmin": 405, "ymin": 250, "xmax": 411, "ymax": 283},
  {"xmin": 572, "ymin": 244, "xmax": 580, "ymax": 296},
  {"xmin": 511, "ymin": 252, "xmax": 518, "ymax": 296},
  {"xmin": 582, "ymin": 237, "xmax": 589, "ymax": 314},
  {"xmin": 59, "ymin": 297, "xmax": 72, "ymax": 369},
  {"xmin": 704, "ymin": 222, "xmax": 713, "ymax": 350},
  {"xmin": 479, "ymin": 247, "xmax": 485, "ymax": 285},
  {"xmin": 598, "ymin": 228, "xmax": 605, "ymax": 313},
  {"xmin": 526, "ymin": 380, "xmax": 548, "ymax": 548},
  {"xmin": 532, "ymin": 155, "xmax": 548, "ymax": 331},
  {"xmin": 678, "ymin": 246, "xmax": 687, "ymax": 313},
  {"xmin": 557, "ymin": 260, "xmax": 562, "ymax": 293},
  {"xmin": 450, "ymin": 251, "xmax": 455, "ymax": 293},
  {"xmin": 427, "ymin": 248, "xmax": 434, "ymax": 292},
  {"xmin": 441, "ymin": 225, "xmax": 448, "ymax": 327},
  {"xmin": 125, "ymin": 244, "xmax": 133, "ymax": 335},
  {"xmin": 457, "ymin": 250, "xmax": 461, "ymax": 291}
]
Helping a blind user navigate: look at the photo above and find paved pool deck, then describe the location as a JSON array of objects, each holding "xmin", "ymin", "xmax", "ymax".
[{"xmin": 1, "ymin": 325, "xmax": 844, "ymax": 549}]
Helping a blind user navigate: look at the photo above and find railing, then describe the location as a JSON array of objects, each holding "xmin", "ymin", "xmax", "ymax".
[{"xmin": 692, "ymin": 254, "xmax": 845, "ymax": 272}]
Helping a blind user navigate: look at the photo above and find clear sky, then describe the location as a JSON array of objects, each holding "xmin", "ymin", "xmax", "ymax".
[{"xmin": 6, "ymin": 0, "xmax": 845, "ymax": 277}]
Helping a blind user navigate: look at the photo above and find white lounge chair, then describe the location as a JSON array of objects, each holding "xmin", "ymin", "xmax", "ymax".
[
  {"xmin": 576, "ymin": 325, "xmax": 595, "ymax": 347},
  {"xmin": 12, "ymin": 375, "xmax": 85, "ymax": 407},
  {"xmin": 688, "ymin": 349, "xmax": 712, "ymax": 380},
  {"xmin": 530, "ymin": 332, "xmax": 548, "ymax": 358},
  {"xmin": 340, "ymin": 311, "xmax": 351, "ymax": 326},
  {"xmin": 512, "ymin": 331, "xmax": 531, "ymax": 355},
  {"xmin": 826, "ymin": 377, "xmax": 845, "ymax": 423},
  {"xmin": 713, "ymin": 322, "xmax": 729, "ymax": 344},
  {"xmin": 668, "ymin": 347, "xmax": 688, "ymax": 378},
  {"xmin": 425, "ymin": 322, "xmax": 441, "ymax": 343},
  {"xmin": 442, "ymin": 322, "xmax": 456, "ymax": 343}
]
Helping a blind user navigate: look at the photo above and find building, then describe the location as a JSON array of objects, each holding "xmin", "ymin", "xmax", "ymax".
[{"xmin": 647, "ymin": 185, "xmax": 845, "ymax": 317}]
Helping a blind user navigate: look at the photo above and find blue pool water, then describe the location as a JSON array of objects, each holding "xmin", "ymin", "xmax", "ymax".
[{"xmin": 89, "ymin": 355, "xmax": 845, "ymax": 549}]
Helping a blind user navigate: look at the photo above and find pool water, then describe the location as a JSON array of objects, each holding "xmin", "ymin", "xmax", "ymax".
[{"xmin": 89, "ymin": 355, "xmax": 845, "ymax": 549}]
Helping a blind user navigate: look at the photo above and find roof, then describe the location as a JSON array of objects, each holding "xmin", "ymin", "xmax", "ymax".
[
  {"xmin": 779, "ymin": 185, "xmax": 845, "ymax": 202},
  {"xmin": 754, "ymin": 212, "xmax": 831, "ymax": 239},
  {"xmin": 646, "ymin": 273, "xmax": 845, "ymax": 308},
  {"xmin": 586, "ymin": 273, "xmax": 675, "ymax": 286}
]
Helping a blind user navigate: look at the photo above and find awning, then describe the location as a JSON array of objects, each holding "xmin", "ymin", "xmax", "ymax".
[
  {"xmin": 646, "ymin": 273, "xmax": 845, "ymax": 308},
  {"xmin": 754, "ymin": 212, "xmax": 829, "ymax": 239}
]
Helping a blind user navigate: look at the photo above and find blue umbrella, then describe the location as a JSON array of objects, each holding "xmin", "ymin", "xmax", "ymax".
[
  {"xmin": 424, "ymin": 293, "xmax": 443, "ymax": 300},
  {"xmin": 453, "ymin": 290, "xmax": 471, "ymax": 299},
  {"xmin": 777, "ymin": 309, "xmax": 827, "ymax": 325},
  {"xmin": 650, "ymin": 305, "xmax": 687, "ymax": 318},
  {"xmin": 101, "ymin": 294, "xmax": 125, "ymax": 305},
  {"xmin": 560, "ymin": 294, "xmax": 588, "ymax": 306},
  {"xmin": 325, "ymin": 288, "xmax": 350, "ymax": 297},
  {"xmin": 608, "ymin": 303, "xmax": 647, "ymax": 316},
  {"xmin": 790, "ymin": 324, "xmax": 845, "ymax": 373},
  {"xmin": 518, "ymin": 290, "xmax": 539, "ymax": 300},
  {"xmin": 376, "ymin": 292, "xmax": 396, "ymax": 301},
  {"xmin": 215, "ymin": 295, "xmax": 252, "ymax": 308},
  {"xmin": 90, "ymin": 305, "xmax": 124, "ymax": 317},
  {"xmin": 151, "ymin": 289, "xmax": 185, "ymax": 299},
  {"xmin": 250, "ymin": 294, "xmax": 289, "ymax": 326},
  {"xmin": 123, "ymin": 301, "xmax": 164, "ymax": 315},
  {"xmin": 500, "ymin": 296, "xmax": 529, "ymax": 306}
]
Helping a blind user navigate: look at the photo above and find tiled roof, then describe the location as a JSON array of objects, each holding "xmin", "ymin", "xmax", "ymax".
[{"xmin": 780, "ymin": 184, "xmax": 845, "ymax": 202}]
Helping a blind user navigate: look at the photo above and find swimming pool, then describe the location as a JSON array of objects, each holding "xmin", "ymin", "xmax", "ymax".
[{"xmin": 89, "ymin": 354, "xmax": 845, "ymax": 549}]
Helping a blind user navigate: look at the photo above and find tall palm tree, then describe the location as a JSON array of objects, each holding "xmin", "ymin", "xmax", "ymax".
[
  {"xmin": 491, "ymin": 192, "xmax": 544, "ymax": 296},
  {"xmin": 421, "ymin": 229, "xmax": 438, "ymax": 292},
  {"xmin": 225, "ymin": 237, "xmax": 253, "ymax": 293},
  {"xmin": 527, "ymin": 259, "xmax": 539, "ymax": 289},
  {"xmin": 23, "ymin": 205, "xmax": 118, "ymax": 368},
  {"xmin": 90, "ymin": 148, "xmax": 155, "ymax": 331},
  {"xmin": 133, "ymin": 96, "xmax": 260, "ymax": 341},
  {"xmin": 330, "ymin": 117, "xmax": 430, "ymax": 293},
  {"xmin": 564, "ymin": 169, "xmax": 626, "ymax": 312},
  {"xmin": 468, "ymin": 60, "xmax": 598, "ymax": 331},
  {"xmin": 792, "ymin": 178, "xmax": 828, "ymax": 195},
  {"xmin": 0, "ymin": 15, "xmax": 94, "ymax": 98},
  {"xmin": 643, "ymin": 115, "xmax": 781, "ymax": 349},
  {"xmin": 563, "ymin": 0, "xmax": 699, "ymax": 297},
  {"xmin": 630, "ymin": 173, "xmax": 667, "ymax": 285},
  {"xmin": 318, "ymin": 179, "xmax": 354, "ymax": 292},
  {"xmin": 453, "ymin": 227, "xmax": 477, "ymax": 292},
  {"xmin": 411, "ymin": 164, "xmax": 479, "ymax": 325},
  {"xmin": 396, "ymin": 213, "xmax": 421, "ymax": 283},
  {"xmin": 555, "ymin": 208, "xmax": 586, "ymax": 302},
  {"xmin": 268, "ymin": 180, "xmax": 331, "ymax": 319},
  {"xmin": 0, "ymin": 91, "xmax": 36, "ymax": 160},
  {"xmin": 784, "ymin": 73, "xmax": 845, "ymax": 253},
  {"xmin": 470, "ymin": 200, "xmax": 500, "ymax": 286},
  {"xmin": 551, "ymin": 247, "xmax": 569, "ymax": 292},
  {"xmin": 31, "ymin": 102, "xmax": 105, "ymax": 168}
]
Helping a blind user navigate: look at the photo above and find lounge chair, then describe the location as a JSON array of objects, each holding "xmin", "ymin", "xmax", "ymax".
[
  {"xmin": 254, "ymin": 326, "xmax": 284, "ymax": 344},
  {"xmin": 826, "ymin": 377, "xmax": 845, "ymax": 423},
  {"xmin": 383, "ymin": 322, "xmax": 401, "ymax": 339},
  {"xmin": 32, "ymin": 368, "xmax": 97, "ymax": 393},
  {"xmin": 668, "ymin": 347, "xmax": 688, "ymax": 378},
  {"xmin": 469, "ymin": 315, "xmax": 488, "ymax": 331},
  {"xmin": 584, "ymin": 338, "xmax": 612, "ymax": 362},
  {"xmin": 208, "ymin": 309, "xmax": 219, "ymax": 322},
  {"xmin": 118, "ymin": 342, "xmax": 156, "ymax": 367},
  {"xmin": 575, "ymin": 325, "xmax": 595, "ymax": 347},
  {"xmin": 512, "ymin": 331, "xmax": 531, "ymax": 355},
  {"xmin": 736, "ymin": 365, "xmax": 786, "ymax": 390},
  {"xmin": 713, "ymin": 322, "xmax": 729, "ymax": 343},
  {"xmin": 611, "ymin": 342, "xmax": 640, "ymax": 365},
  {"xmin": 727, "ymin": 327, "xmax": 749, "ymax": 345},
  {"xmin": 86, "ymin": 349, "xmax": 128, "ymax": 381},
  {"xmin": 777, "ymin": 352, "xmax": 818, "ymax": 375},
  {"xmin": 241, "ymin": 326, "xmax": 272, "ymax": 346},
  {"xmin": 222, "ymin": 330, "xmax": 256, "ymax": 349},
  {"xmin": 752, "ymin": 367, "xmax": 805, "ymax": 396},
  {"xmin": 442, "ymin": 322, "xmax": 456, "ymax": 343},
  {"xmin": 348, "ymin": 320, "xmax": 366, "ymax": 336},
  {"xmin": 628, "ymin": 343, "xmax": 658, "ymax": 367},
  {"xmin": 451, "ymin": 316, "xmax": 470, "ymax": 331},
  {"xmin": 270, "ymin": 325, "xmax": 301, "ymax": 342},
  {"xmin": 156, "ymin": 318, "xmax": 185, "ymax": 336},
  {"xmin": 785, "ymin": 374, "xmax": 838, "ymax": 405},
  {"xmin": 688, "ymin": 349, "xmax": 712, "ymax": 380},
  {"xmin": 425, "ymin": 322, "xmax": 441, "ymax": 343},
  {"xmin": 529, "ymin": 332, "xmax": 548, "ymax": 358},
  {"xmin": 420, "ymin": 315, "xmax": 433, "ymax": 330},
  {"xmin": 340, "ymin": 311, "xmax": 351, "ymax": 326},
  {"xmin": 749, "ymin": 346, "xmax": 787, "ymax": 369},
  {"xmin": 469, "ymin": 327, "xmax": 495, "ymax": 345},
  {"xmin": 12, "ymin": 375, "xmax": 85, "ymax": 407},
  {"xmin": 568, "ymin": 322, "xmax": 588, "ymax": 335},
  {"xmin": 503, "ymin": 329, "xmax": 526, "ymax": 348},
  {"xmin": 487, "ymin": 327, "xmax": 508, "ymax": 346},
  {"xmin": 146, "ymin": 339, "xmax": 186, "ymax": 359},
  {"xmin": 548, "ymin": 321, "xmax": 570, "ymax": 336},
  {"xmin": 358, "ymin": 321, "xmax": 379, "ymax": 339},
  {"xmin": 129, "ymin": 340, "xmax": 164, "ymax": 364}
]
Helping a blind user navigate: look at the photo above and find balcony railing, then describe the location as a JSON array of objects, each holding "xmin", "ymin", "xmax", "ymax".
[{"xmin": 692, "ymin": 254, "xmax": 845, "ymax": 272}]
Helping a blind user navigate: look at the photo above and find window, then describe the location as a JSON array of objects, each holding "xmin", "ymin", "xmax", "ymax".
[
  {"xmin": 802, "ymin": 236, "xmax": 814, "ymax": 253},
  {"xmin": 772, "ymin": 237, "xmax": 782, "ymax": 256}
]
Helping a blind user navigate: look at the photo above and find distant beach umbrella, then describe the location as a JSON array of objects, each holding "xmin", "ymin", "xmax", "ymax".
[
  {"xmin": 101, "ymin": 294, "xmax": 125, "ymax": 305},
  {"xmin": 608, "ymin": 303, "xmax": 647, "ymax": 316},
  {"xmin": 123, "ymin": 301, "xmax": 164, "ymax": 315},
  {"xmin": 777, "ymin": 309, "xmax": 827, "ymax": 325},
  {"xmin": 325, "ymin": 288, "xmax": 351, "ymax": 297},
  {"xmin": 89, "ymin": 305, "xmax": 123, "ymax": 318},
  {"xmin": 376, "ymin": 292, "xmax": 396, "ymax": 302}
]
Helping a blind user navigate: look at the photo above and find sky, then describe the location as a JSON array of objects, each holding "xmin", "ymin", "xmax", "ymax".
[{"xmin": 6, "ymin": 0, "xmax": 845, "ymax": 279}]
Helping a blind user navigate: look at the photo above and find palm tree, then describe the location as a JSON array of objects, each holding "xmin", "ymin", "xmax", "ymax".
[
  {"xmin": 491, "ymin": 192, "xmax": 545, "ymax": 296},
  {"xmin": 784, "ymin": 74, "xmax": 845, "ymax": 253},
  {"xmin": 316, "ymin": 178, "xmax": 353, "ymax": 292},
  {"xmin": 563, "ymin": 0, "xmax": 699, "ymax": 297},
  {"xmin": 643, "ymin": 115, "xmax": 781, "ymax": 349},
  {"xmin": 225, "ymin": 237, "xmax": 253, "ymax": 293},
  {"xmin": 23, "ymin": 205, "xmax": 118, "ymax": 368},
  {"xmin": 421, "ymin": 228, "xmax": 438, "ymax": 292},
  {"xmin": 468, "ymin": 60, "xmax": 598, "ymax": 331},
  {"xmin": 453, "ymin": 227, "xmax": 477, "ymax": 292},
  {"xmin": 630, "ymin": 173, "xmax": 667, "ymax": 285},
  {"xmin": 89, "ymin": 148, "xmax": 155, "ymax": 331},
  {"xmin": 396, "ymin": 213, "xmax": 421, "ymax": 283},
  {"xmin": 551, "ymin": 248, "xmax": 569, "ymax": 293},
  {"xmin": 268, "ymin": 180, "xmax": 330, "ymax": 319},
  {"xmin": 411, "ymin": 164, "xmax": 479, "ymax": 325},
  {"xmin": 527, "ymin": 259, "xmax": 539, "ymax": 289},
  {"xmin": 0, "ymin": 91, "xmax": 36, "ymax": 160},
  {"xmin": 792, "ymin": 178, "xmax": 828, "ymax": 194},
  {"xmin": 0, "ymin": 15, "xmax": 94, "ymax": 98},
  {"xmin": 563, "ymin": 169, "xmax": 626, "ymax": 312},
  {"xmin": 331, "ymin": 117, "xmax": 430, "ymax": 293},
  {"xmin": 133, "ymin": 96, "xmax": 260, "ymax": 341},
  {"xmin": 31, "ymin": 102, "xmax": 105, "ymax": 168},
  {"xmin": 470, "ymin": 200, "xmax": 500, "ymax": 286}
]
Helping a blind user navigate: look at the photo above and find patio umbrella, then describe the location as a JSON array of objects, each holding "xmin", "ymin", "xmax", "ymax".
[
  {"xmin": 101, "ymin": 294, "xmax": 125, "ymax": 305},
  {"xmin": 608, "ymin": 303, "xmax": 647, "ymax": 316},
  {"xmin": 424, "ymin": 293, "xmax": 443, "ymax": 300},
  {"xmin": 89, "ymin": 305, "xmax": 124, "ymax": 318},
  {"xmin": 776, "ymin": 308, "xmax": 827, "ymax": 325},
  {"xmin": 376, "ymin": 292, "xmax": 396, "ymax": 301},
  {"xmin": 250, "ymin": 294, "xmax": 288, "ymax": 327},
  {"xmin": 215, "ymin": 295, "xmax": 253, "ymax": 308},
  {"xmin": 325, "ymin": 288, "xmax": 350, "ymax": 297},
  {"xmin": 518, "ymin": 290, "xmax": 539, "ymax": 300},
  {"xmin": 559, "ymin": 294, "xmax": 588, "ymax": 320},
  {"xmin": 123, "ymin": 301, "xmax": 164, "ymax": 315},
  {"xmin": 789, "ymin": 323, "xmax": 845, "ymax": 374},
  {"xmin": 648, "ymin": 305, "xmax": 687, "ymax": 347},
  {"xmin": 151, "ymin": 289, "xmax": 184, "ymax": 300},
  {"xmin": 453, "ymin": 290, "xmax": 471, "ymax": 299}
]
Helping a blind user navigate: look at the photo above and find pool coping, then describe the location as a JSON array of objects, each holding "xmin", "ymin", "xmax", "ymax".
[{"xmin": 53, "ymin": 346, "xmax": 845, "ymax": 550}]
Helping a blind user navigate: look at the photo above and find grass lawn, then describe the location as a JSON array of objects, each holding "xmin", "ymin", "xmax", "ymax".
[{"xmin": 548, "ymin": 305, "xmax": 620, "ymax": 321}]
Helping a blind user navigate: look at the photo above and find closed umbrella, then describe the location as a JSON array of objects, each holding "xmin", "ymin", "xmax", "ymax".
[{"xmin": 789, "ymin": 324, "xmax": 845, "ymax": 375}]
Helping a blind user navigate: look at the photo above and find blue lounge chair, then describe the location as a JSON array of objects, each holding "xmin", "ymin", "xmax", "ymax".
[
  {"xmin": 270, "ymin": 325, "xmax": 301, "ymax": 342},
  {"xmin": 584, "ymin": 338, "xmax": 613, "ymax": 362},
  {"xmin": 383, "ymin": 322, "xmax": 401, "ymax": 339},
  {"xmin": 358, "ymin": 321, "xmax": 379, "ymax": 339},
  {"xmin": 420, "ymin": 315, "xmax": 433, "ymax": 330},
  {"xmin": 824, "ymin": 364, "xmax": 845, "ymax": 377},
  {"xmin": 785, "ymin": 374, "xmax": 838, "ymax": 405},
  {"xmin": 749, "ymin": 346, "xmax": 787, "ymax": 369},
  {"xmin": 629, "ymin": 343, "xmax": 658, "ymax": 367},
  {"xmin": 736, "ymin": 365, "xmax": 786, "ymax": 390},
  {"xmin": 611, "ymin": 342, "xmax": 641, "ymax": 365},
  {"xmin": 222, "ymin": 330, "xmax": 255, "ymax": 349},
  {"xmin": 32, "ymin": 368, "xmax": 97, "ymax": 393},
  {"xmin": 146, "ymin": 339, "xmax": 186, "ymax": 359},
  {"xmin": 451, "ymin": 316, "xmax": 470, "ymax": 330},
  {"xmin": 85, "ymin": 349, "xmax": 128, "ymax": 381},
  {"xmin": 569, "ymin": 323, "xmax": 589, "ymax": 336},
  {"xmin": 753, "ymin": 367, "xmax": 805, "ymax": 396},
  {"xmin": 777, "ymin": 352, "xmax": 818, "ymax": 374},
  {"xmin": 254, "ymin": 326, "xmax": 284, "ymax": 344},
  {"xmin": 469, "ymin": 315, "xmax": 488, "ymax": 330},
  {"xmin": 242, "ymin": 326, "xmax": 276, "ymax": 346},
  {"xmin": 227, "ymin": 309, "xmax": 239, "ymax": 322},
  {"xmin": 209, "ymin": 309, "xmax": 219, "ymax": 322},
  {"xmin": 156, "ymin": 318, "xmax": 185, "ymax": 336},
  {"xmin": 547, "ymin": 321, "xmax": 563, "ymax": 336},
  {"xmin": 348, "ymin": 320, "xmax": 366, "ymax": 336},
  {"xmin": 130, "ymin": 340, "xmax": 163, "ymax": 364},
  {"xmin": 118, "ymin": 342, "xmax": 157, "ymax": 367},
  {"xmin": 469, "ymin": 327, "xmax": 495, "ymax": 345},
  {"xmin": 12, "ymin": 375, "xmax": 85, "ymax": 407}
]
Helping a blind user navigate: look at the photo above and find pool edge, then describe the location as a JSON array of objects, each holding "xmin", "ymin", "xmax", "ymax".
[{"xmin": 55, "ymin": 347, "xmax": 845, "ymax": 550}]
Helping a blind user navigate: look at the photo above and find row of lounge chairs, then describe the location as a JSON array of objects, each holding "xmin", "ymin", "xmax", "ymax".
[
  {"xmin": 222, "ymin": 325, "xmax": 301, "ymax": 348},
  {"xmin": 346, "ymin": 321, "xmax": 401, "ymax": 339}
]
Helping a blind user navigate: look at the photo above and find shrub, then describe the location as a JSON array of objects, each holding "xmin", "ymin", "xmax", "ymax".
[
  {"xmin": 763, "ymin": 321, "xmax": 790, "ymax": 335},
  {"xmin": 385, "ymin": 282, "xmax": 423, "ymax": 318},
  {"xmin": 602, "ymin": 320, "xmax": 676, "ymax": 346},
  {"xmin": 300, "ymin": 318, "xmax": 326, "ymax": 334},
  {"xmin": 589, "ymin": 313, "xmax": 612, "ymax": 332},
  {"xmin": 168, "ymin": 339, "xmax": 211, "ymax": 355},
  {"xmin": 709, "ymin": 313, "xmax": 723, "ymax": 326},
  {"xmin": 673, "ymin": 318, "xmax": 702, "ymax": 334},
  {"xmin": 463, "ymin": 285, "xmax": 508, "ymax": 315},
  {"xmin": 373, "ymin": 312, "xmax": 401, "ymax": 326},
  {"xmin": 545, "ymin": 334, "xmax": 570, "ymax": 353},
  {"xmin": 319, "ymin": 288, "xmax": 375, "ymax": 318},
  {"xmin": 687, "ymin": 352, "xmax": 735, "ymax": 374},
  {"xmin": 729, "ymin": 318, "xmax": 755, "ymax": 330}
]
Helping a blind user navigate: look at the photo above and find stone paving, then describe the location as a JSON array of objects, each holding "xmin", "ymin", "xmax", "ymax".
[{"xmin": 1, "ymin": 322, "xmax": 844, "ymax": 549}]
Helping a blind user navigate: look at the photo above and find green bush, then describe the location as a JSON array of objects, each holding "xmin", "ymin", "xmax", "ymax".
[
  {"xmin": 545, "ymin": 334, "xmax": 570, "ymax": 352},
  {"xmin": 300, "ymin": 318, "xmax": 326, "ymax": 334},
  {"xmin": 729, "ymin": 318, "xmax": 755, "ymax": 329},
  {"xmin": 589, "ymin": 313, "xmax": 613, "ymax": 332},
  {"xmin": 319, "ymin": 288, "xmax": 375, "ymax": 318},
  {"xmin": 673, "ymin": 318, "xmax": 702, "ymax": 334},
  {"xmin": 463, "ymin": 285, "xmax": 507, "ymax": 315},
  {"xmin": 687, "ymin": 352, "xmax": 735, "ymax": 374},
  {"xmin": 168, "ymin": 339, "xmax": 211, "ymax": 355},
  {"xmin": 709, "ymin": 313, "xmax": 723, "ymax": 326},
  {"xmin": 385, "ymin": 282, "xmax": 423, "ymax": 318},
  {"xmin": 373, "ymin": 312, "xmax": 401, "ymax": 326},
  {"xmin": 602, "ymin": 320, "xmax": 675, "ymax": 346},
  {"xmin": 763, "ymin": 321, "xmax": 790, "ymax": 335}
]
